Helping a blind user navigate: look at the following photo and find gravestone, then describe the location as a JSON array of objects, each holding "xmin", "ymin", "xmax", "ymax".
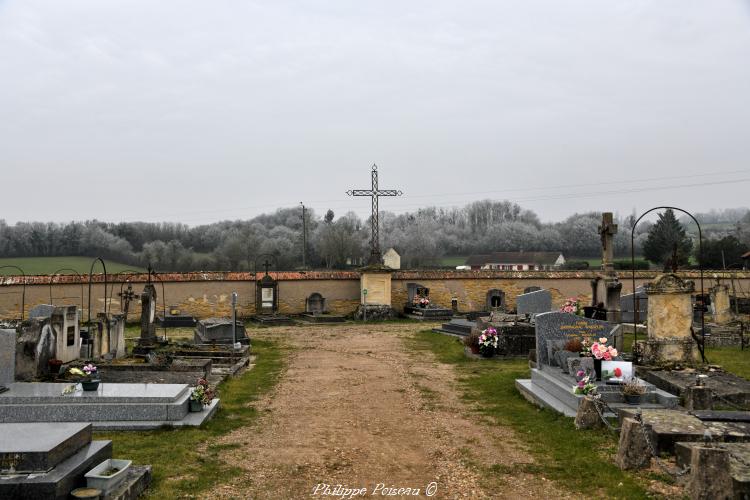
[
  {"xmin": 256, "ymin": 269, "xmax": 279, "ymax": 315},
  {"xmin": 486, "ymin": 289, "xmax": 505, "ymax": 311},
  {"xmin": 0, "ymin": 329, "xmax": 15, "ymax": 387},
  {"xmin": 109, "ymin": 314, "xmax": 126, "ymax": 358},
  {"xmin": 26, "ymin": 305, "xmax": 80, "ymax": 363},
  {"xmin": 406, "ymin": 283, "xmax": 429, "ymax": 306},
  {"xmin": 620, "ymin": 288, "xmax": 648, "ymax": 324},
  {"xmin": 28, "ymin": 304, "xmax": 56, "ymax": 319},
  {"xmin": 534, "ymin": 311, "xmax": 621, "ymax": 367},
  {"xmin": 305, "ymin": 293, "xmax": 326, "ymax": 315},
  {"xmin": 139, "ymin": 284, "xmax": 158, "ymax": 344},
  {"xmin": 194, "ymin": 317, "xmax": 249, "ymax": 345},
  {"xmin": 710, "ymin": 283, "xmax": 734, "ymax": 325},
  {"xmin": 516, "ymin": 289, "xmax": 552, "ymax": 316},
  {"xmin": 15, "ymin": 319, "xmax": 56, "ymax": 381},
  {"xmin": 637, "ymin": 274, "xmax": 698, "ymax": 365}
]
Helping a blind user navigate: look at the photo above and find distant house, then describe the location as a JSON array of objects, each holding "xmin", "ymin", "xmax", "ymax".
[
  {"xmin": 463, "ymin": 252, "xmax": 565, "ymax": 271},
  {"xmin": 383, "ymin": 248, "xmax": 401, "ymax": 270}
]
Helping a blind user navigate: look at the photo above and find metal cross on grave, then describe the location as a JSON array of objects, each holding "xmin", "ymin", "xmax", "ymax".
[
  {"xmin": 262, "ymin": 259, "xmax": 272, "ymax": 276},
  {"xmin": 347, "ymin": 164, "xmax": 403, "ymax": 264}
]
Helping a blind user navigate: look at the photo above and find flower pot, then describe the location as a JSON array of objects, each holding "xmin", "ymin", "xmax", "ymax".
[
  {"xmin": 480, "ymin": 346, "xmax": 495, "ymax": 358},
  {"xmin": 593, "ymin": 358, "xmax": 602, "ymax": 381},
  {"xmin": 419, "ymin": 304, "xmax": 426, "ymax": 308},
  {"xmin": 81, "ymin": 380, "xmax": 100, "ymax": 392},
  {"xmin": 624, "ymin": 394, "xmax": 643, "ymax": 405},
  {"xmin": 189, "ymin": 399, "xmax": 204, "ymax": 412},
  {"xmin": 85, "ymin": 459, "xmax": 132, "ymax": 495}
]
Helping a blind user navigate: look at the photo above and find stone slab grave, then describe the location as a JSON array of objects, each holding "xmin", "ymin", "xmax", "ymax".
[
  {"xmin": 170, "ymin": 344, "xmax": 253, "ymax": 385},
  {"xmin": 516, "ymin": 289, "xmax": 552, "ymax": 316},
  {"xmin": 516, "ymin": 311, "xmax": 679, "ymax": 417},
  {"xmin": 403, "ymin": 283, "xmax": 454, "ymax": 321},
  {"xmin": 0, "ymin": 422, "xmax": 114, "ymax": 499},
  {"xmin": 194, "ymin": 317, "xmax": 250, "ymax": 345},
  {"xmin": 639, "ymin": 368, "xmax": 750, "ymax": 410},
  {"xmin": 0, "ymin": 382, "xmax": 219, "ymax": 430},
  {"xmin": 431, "ymin": 318, "xmax": 475, "ymax": 337},
  {"xmin": 618, "ymin": 408, "xmax": 750, "ymax": 455},
  {"xmin": 97, "ymin": 358, "xmax": 213, "ymax": 385},
  {"xmin": 157, "ymin": 305, "xmax": 197, "ymax": 328}
]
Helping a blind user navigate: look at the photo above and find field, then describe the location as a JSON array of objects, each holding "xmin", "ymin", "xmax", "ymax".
[{"xmin": 0, "ymin": 257, "xmax": 145, "ymax": 276}]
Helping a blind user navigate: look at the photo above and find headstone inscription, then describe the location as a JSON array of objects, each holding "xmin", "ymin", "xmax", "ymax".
[
  {"xmin": 534, "ymin": 311, "xmax": 621, "ymax": 368},
  {"xmin": 516, "ymin": 289, "xmax": 552, "ymax": 316}
]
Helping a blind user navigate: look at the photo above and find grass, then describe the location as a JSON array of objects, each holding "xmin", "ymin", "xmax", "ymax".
[
  {"xmin": 0, "ymin": 256, "xmax": 145, "ymax": 276},
  {"xmin": 439, "ymin": 256, "xmax": 467, "ymax": 267},
  {"xmin": 407, "ymin": 331, "xmax": 665, "ymax": 499},
  {"xmin": 96, "ymin": 339, "xmax": 286, "ymax": 498},
  {"xmin": 705, "ymin": 346, "xmax": 750, "ymax": 379}
]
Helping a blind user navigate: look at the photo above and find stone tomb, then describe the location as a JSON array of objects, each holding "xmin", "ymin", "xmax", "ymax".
[
  {"xmin": 29, "ymin": 304, "xmax": 80, "ymax": 364},
  {"xmin": 194, "ymin": 317, "xmax": 250, "ymax": 345},
  {"xmin": 157, "ymin": 305, "xmax": 197, "ymax": 328},
  {"xmin": 403, "ymin": 283, "xmax": 453, "ymax": 320},
  {"xmin": 516, "ymin": 289, "xmax": 552, "ymax": 316},
  {"xmin": 300, "ymin": 293, "xmax": 346, "ymax": 323},
  {"xmin": 0, "ymin": 382, "xmax": 220, "ymax": 430},
  {"xmin": 515, "ymin": 311, "xmax": 679, "ymax": 417},
  {"xmin": 0, "ymin": 423, "xmax": 114, "ymax": 499}
]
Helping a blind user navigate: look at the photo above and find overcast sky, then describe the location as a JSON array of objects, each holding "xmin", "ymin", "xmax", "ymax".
[{"xmin": 1, "ymin": 0, "xmax": 749, "ymax": 226}]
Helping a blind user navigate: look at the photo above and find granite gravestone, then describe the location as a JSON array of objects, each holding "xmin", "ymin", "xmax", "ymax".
[
  {"xmin": 0, "ymin": 329, "xmax": 15, "ymax": 387},
  {"xmin": 305, "ymin": 293, "xmax": 326, "ymax": 315},
  {"xmin": 535, "ymin": 311, "xmax": 621, "ymax": 367},
  {"xmin": 516, "ymin": 289, "xmax": 552, "ymax": 316},
  {"xmin": 194, "ymin": 318, "xmax": 249, "ymax": 345},
  {"xmin": 621, "ymin": 288, "xmax": 648, "ymax": 324}
]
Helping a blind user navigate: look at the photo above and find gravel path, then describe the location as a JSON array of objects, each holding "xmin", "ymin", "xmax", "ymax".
[{"xmin": 204, "ymin": 323, "xmax": 570, "ymax": 499}]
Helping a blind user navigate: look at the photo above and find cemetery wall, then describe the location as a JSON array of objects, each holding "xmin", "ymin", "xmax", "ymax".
[{"xmin": 1, "ymin": 271, "xmax": 749, "ymax": 320}]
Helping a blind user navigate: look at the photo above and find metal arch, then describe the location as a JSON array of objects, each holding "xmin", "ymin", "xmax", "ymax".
[
  {"xmin": 86, "ymin": 257, "xmax": 108, "ymax": 325},
  {"xmin": 106, "ymin": 270, "xmax": 147, "ymax": 314},
  {"xmin": 0, "ymin": 265, "xmax": 26, "ymax": 320},
  {"xmin": 630, "ymin": 206, "xmax": 706, "ymax": 363},
  {"xmin": 49, "ymin": 268, "xmax": 85, "ymax": 312}
]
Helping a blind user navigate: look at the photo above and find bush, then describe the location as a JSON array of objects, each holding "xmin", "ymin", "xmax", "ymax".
[
  {"xmin": 561, "ymin": 261, "xmax": 590, "ymax": 270},
  {"xmin": 463, "ymin": 331, "xmax": 480, "ymax": 350}
]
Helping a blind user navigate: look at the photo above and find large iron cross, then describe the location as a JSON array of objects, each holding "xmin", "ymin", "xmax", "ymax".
[{"xmin": 347, "ymin": 164, "xmax": 403, "ymax": 264}]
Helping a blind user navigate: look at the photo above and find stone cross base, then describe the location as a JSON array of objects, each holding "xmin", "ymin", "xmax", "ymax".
[{"xmin": 635, "ymin": 338, "xmax": 698, "ymax": 367}]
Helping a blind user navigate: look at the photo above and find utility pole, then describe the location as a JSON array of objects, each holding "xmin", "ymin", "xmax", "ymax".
[{"xmin": 300, "ymin": 202, "xmax": 307, "ymax": 268}]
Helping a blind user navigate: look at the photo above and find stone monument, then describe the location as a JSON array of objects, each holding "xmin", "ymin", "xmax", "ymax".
[
  {"xmin": 637, "ymin": 274, "xmax": 698, "ymax": 365},
  {"xmin": 709, "ymin": 282, "xmax": 734, "ymax": 325},
  {"xmin": 590, "ymin": 212, "xmax": 622, "ymax": 322}
]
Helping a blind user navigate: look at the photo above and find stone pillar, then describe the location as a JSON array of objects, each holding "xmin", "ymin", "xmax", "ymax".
[
  {"xmin": 709, "ymin": 284, "xmax": 733, "ymax": 325},
  {"xmin": 638, "ymin": 274, "xmax": 698, "ymax": 366},
  {"xmin": 615, "ymin": 417, "xmax": 651, "ymax": 470},
  {"xmin": 687, "ymin": 446, "xmax": 733, "ymax": 500},
  {"xmin": 139, "ymin": 284, "xmax": 157, "ymax": 344},
  {"xmin": 591, "ymin": 213, "xmax": 622, "ymax": 323}
]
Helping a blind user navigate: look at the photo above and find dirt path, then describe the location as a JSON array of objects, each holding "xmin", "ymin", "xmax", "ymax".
[{"xmin": 205, "ymin": 323, "xmax": 569, "ymax": 499}]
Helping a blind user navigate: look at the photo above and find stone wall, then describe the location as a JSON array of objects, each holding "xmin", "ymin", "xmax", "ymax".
[{"xmin": 0, "ymin": 271, "xmax": 748, "ymax": 321}]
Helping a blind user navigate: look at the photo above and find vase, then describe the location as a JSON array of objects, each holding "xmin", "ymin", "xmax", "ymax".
[
  {"xmin": 593, "ymin": 358, "xmax": 602, "ymax": 381},
  {"xmin": 81, "ymin": 380, "xmax": 100, "ymax": 391},
  {"xmin": 624, "ymin": 394, "xmax": 643, "ymax": 405},
  {"xmin": 189, "ymin": 399, "xmax": 203, "ymax": 412},
  {"xmin": 480, "ymin": 346, "xmax": 495, "ymax": 358}
]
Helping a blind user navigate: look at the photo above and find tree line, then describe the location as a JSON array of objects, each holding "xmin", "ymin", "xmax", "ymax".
[{"xmin": 0, "ymin": 203, "xmax": 747, "ymax": 272}]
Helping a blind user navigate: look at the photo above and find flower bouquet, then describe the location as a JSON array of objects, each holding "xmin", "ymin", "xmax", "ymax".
[
  {"xmin": 589, "ymin": 338, "xmax": 618, "ymax": 380},
  {"xmin": 69, "ymin": 363, "xmax": 100, "ymax": 391},
  {"xmin": 478, "ymin": 327, "xmax": 499, "ymax": 358},
  {"xmin": 190, "ymin": 378, "xmax": 215, "ymax": 412},
  {"xmin": 573, "ymin": 373, "xmax": 597, "ymax": 396},
  {"xmin": 418, "ymin": 297, "xmax": 430, "ymax": 308},
  {"xmin": 560, "ymin": 298, "xmax": 582, "ymax": 316}
]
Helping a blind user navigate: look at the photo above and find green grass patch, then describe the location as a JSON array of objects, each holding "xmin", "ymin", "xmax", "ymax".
[
  {"xmin": 0, "ymin": 256, "xmax": 145, "ymax": 275},
  {"xmin": 96, "ymin": 339, "xmax": 286, "ymax": 498},
  {"xmin": 407, "ymin": 331, "xmax": 662, "ymax": 499},
  {"xmin": 706, "ymin": 346, "xmax": 750, "ymax": 380},
  {"xmin": 439, "ymin": 256, "xmax": 467, "ymax": 267}
]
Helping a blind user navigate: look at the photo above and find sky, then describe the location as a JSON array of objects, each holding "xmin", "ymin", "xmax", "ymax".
[{"xmin": 1, "ymin": 0, "xmax": 749, "ymax": 226}]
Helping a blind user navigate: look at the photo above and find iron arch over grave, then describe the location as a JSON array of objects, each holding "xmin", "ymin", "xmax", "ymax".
[
  {"xmin": 486, "ymin": 289, "xmax": 505, "ymax": 311},
  {"xmin": 629, "ymin": 206, "xmax": 706, "ymax": 363}
]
